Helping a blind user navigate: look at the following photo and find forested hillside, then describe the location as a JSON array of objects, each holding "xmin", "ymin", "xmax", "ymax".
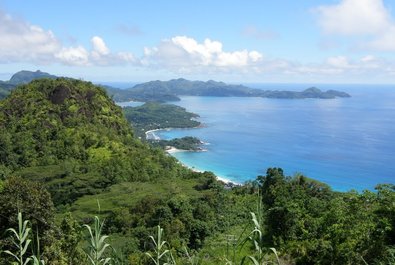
[{"xmin": 0, "ymin": 78, "xmax": 393, "ymax": 264}]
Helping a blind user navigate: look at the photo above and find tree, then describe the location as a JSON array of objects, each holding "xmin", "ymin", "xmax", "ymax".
[{"xmin": 0, "ymin": 176, "xmax": 62, "ymax": 263}]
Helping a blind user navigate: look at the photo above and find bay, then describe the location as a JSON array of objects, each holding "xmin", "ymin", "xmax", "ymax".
[{"xmin": 155, "ymin": 84, "xmax": 395, "ymax": 191}]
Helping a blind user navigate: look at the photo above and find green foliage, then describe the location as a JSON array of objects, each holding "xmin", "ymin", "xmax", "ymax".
[
  {"xmin": 0, "ymin": 176, "xmax": 56, "ymax": 252},
  {"xmin": 123, "ymin": 102, "xmax": 200, "ymax": 139},
  {"xmin": 0, "ymin": 78, "xmax": 189, "ymax": 206},
  {"xmin": 145, "ymin": 225, "xmax": 175, "ymax": 265},
  {"xmin": 259, "ymin": 168, "xmax": 395, "ymax": 265},
  {"xmin": 83, "ymin": 216, "xmax": 112, "ymax": 265},
  {"xmin": 150, "ymin": 137, "xmax": 203, "ymax": 151},
  {"xmin": 3, "ymin": 212, "xmax": 32, "ymax": 265},
  {"xmin": 59, "ymin": 212, "xmax": 85, "ymax": 264}
]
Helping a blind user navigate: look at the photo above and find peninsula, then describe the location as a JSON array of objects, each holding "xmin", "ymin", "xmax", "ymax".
[{"xmin": 122, "ymin": 102, "xmax": 203, "ymax": 151}]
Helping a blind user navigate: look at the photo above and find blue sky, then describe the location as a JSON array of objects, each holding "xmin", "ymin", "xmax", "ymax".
[{"xmin": 0, "ymin": 0, "xmax": 395, "ymax": 83}]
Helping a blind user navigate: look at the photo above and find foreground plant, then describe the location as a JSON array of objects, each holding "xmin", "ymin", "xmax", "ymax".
[
  {"xmin": 30, "ymin": 231, "xmax": 45, "ymax": 265},
  {"xmin": 83, "ymin": 215, "xmax": 112, "ymax": 265},
  {"xmin": 146, "ymin": 225, "xmax": 176, "ymax": 265},
  {"xmin": 3, "ymin": 212, "xmax": 32, "ymax": 265},
  {"xmin": 240, "ymin": 212, "xmax": 280, "ymax": 265}
]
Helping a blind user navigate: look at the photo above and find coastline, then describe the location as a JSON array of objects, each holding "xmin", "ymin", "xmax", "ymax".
[
  {"xmin": 165, "ymin": 146, "xmax": 239, "ymax": 185},
  {"xmin": 145, "ymin": 127, "xmax": 239, "ymax": 186}
]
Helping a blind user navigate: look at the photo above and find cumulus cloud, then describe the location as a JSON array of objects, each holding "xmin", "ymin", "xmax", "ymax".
[
  {"xmin": 55, "ymin": 46, "xmax": 90, "ymax": 66},
  {"xmin": 0, "ymin": 10, "xmax": 60, "ymax": 63},
  {"xmin": 140, "ymin": 35, "xmax": 395, "ymax": 81},
  {"xmin": 55, "ymin": 37, "xmax": 137, "ymax": 66},
  {"xmin": 92, "ymin": 36, "xmax": 110, "ymax": 55},
  {"xmin": 314, "ymin": 0, "xmax": 395, "ymax": 51},
  {"xmin": 143, "ymin": 36, "xmax": 263, "ymax": 71},
  {"xmin": 315, "ymin": 0, "xmax": 390, "ymax": 35},
  {"xmin": 0, "ymin": 10, "xmax": 137, "ymax": 66}
]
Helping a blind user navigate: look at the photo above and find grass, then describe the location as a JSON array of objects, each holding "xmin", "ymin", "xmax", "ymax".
[{"xmin": 68, "ymin": 178, "xmax": 204, "ymax": 219}]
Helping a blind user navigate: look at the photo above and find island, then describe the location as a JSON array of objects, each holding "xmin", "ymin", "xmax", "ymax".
[
  {"xmin": 107, "ymin": 78, "xmax": 351, "ymax": 102},
  {"xmin": 0, "ymin": 71, "xmax": 351, "ymax": 102}
]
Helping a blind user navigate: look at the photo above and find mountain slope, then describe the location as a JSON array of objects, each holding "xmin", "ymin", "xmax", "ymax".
[
  {"xmin": 0, "ymin": 78, "xmax": 185, "ymax": 205},
  {"xmin": 0, "ymin": 78, "xmax": 235, "ymax": 261}
]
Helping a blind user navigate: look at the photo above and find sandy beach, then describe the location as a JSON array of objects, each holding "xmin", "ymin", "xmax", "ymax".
[
  {"xmin": 147, "ymin": 128, "xmax": 238, "ymax": 185},
  {"xmin": 165, "ymin": 147, "xmax": 238, "ymax": 185}
]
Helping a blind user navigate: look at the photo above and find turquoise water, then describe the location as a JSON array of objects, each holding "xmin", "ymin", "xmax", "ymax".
[{"xmin": 155, "ymin": 84, "xmax": 395, "ymax": 191}]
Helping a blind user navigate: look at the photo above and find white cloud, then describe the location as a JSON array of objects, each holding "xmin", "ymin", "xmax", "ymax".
[
  {"xmin": 55, "ymin": 46, "xmax": 90, "ymax": 66},
  {"xmin": 326, "ymin": 56, "xmax": 351, "ymax": 68},
  {"xmin": 0, "ymin": 10, "xmax": 60, "ymax": 63},
  {"xmin": 366, "ymin": 26, "xmax": 395, "ymax": 51},
  {"xmin": 0, "ymin": 10, "xmax": 137, "ymax": 66},
  {"xmin": 290, "ymin": 55, "xmax": 395, "ymax": 79},
  {"xmin": 141, "ymin": 35, "xmax": 395, "ymax": 82},
  {"xmin": 315, "ymin": 0, "xmax": 395, "ymax": 51},
  {"xmin": 315, "ymin": 0, "xmax": 391, "ymax": 35},
  {"xmin": 143, "ymin": 36, "xmax": 263, "ymax": 71},
  {"xmin": 92, "ymin": 36, "xmax": 110, "ymax": 55}
]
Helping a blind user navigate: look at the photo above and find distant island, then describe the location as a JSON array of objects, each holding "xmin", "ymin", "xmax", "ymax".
[
  {"xmin": 0, "ymin": 71, "xmax": 351, "ymax": 102},
  {"xmin": 0, "ymin": 70, "xmax": 57, "ymax": 99},
  {"xmin": 109, "ymin": 78, "xmax": 351, "ymax": 102}
]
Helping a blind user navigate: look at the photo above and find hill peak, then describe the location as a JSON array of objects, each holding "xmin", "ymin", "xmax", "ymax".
[{"xmin": 9, "ymin": 70, "xmax": 57, "ymax": 85}]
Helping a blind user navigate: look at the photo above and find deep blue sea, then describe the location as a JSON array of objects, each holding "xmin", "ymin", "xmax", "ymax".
[{"xmin": 152, "ymin": 84, "xmax": 395, "ymax": 191}]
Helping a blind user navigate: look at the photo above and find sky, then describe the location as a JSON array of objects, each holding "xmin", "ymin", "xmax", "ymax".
[{"xmin": 0, "ymin": 0, "xmax": 395, "ymax": 84}]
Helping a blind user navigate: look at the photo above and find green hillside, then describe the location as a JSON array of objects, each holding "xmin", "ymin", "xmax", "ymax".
[
  {"xmin": 0, "ymin": 78, "xmax": 393, "ymax": 265},
  {"xmin": 0, "ymin": 78, "xmax": 243, "ymax": 264}
]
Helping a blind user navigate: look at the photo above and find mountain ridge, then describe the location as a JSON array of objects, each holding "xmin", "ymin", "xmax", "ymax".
[
  {"xmin": 111, "ymin": 78, "xmax": 351, "ymax": 102},
  {"xmin": 0, "ymin": 70, "xmax": 351, "ymax": 102},
  {"xmin": 0, "ymin": 70, "xmax": 57, "ymax": 99}
]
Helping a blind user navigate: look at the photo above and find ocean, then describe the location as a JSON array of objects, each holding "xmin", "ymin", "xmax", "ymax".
[{"xmin": 152, "ymin": 84, "xmax": 395, "ymax": 191}]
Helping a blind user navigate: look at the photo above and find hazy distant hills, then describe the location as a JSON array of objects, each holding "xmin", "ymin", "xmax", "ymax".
[
  {"xmin": 111, "ymin": 78, "xmax": 351, "ymax": 102},
  {"xmin": 0, "ymin": 70, "xmax": 57, "ymax": 99},
  {"xmin": 0, "ymin": 71, "xmax": 351, "ymax": 101}
]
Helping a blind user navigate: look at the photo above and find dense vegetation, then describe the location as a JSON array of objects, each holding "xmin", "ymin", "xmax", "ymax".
[
  {"xmin": 0, "ymin": 78, "xmax": 250, "ymax": 264},
  {"xmin": 257, "ymin": 168, "xmax": 395, "ymax": 264},
  {"xmin": 0, "ymin": 78, "xmax": 393, "ymax": 265},
  {"xmin": 149, "ymin": 136, "xmax": 203, "ymax": 151},
  {"xmin": 109, "ymin": 78, "xmax": 351, "ymax": 102},
  {"xmin": 123, "ymin": 102, "xmax": 200, "ymax": 139},
  {"xmin": 122, "ymin": 102, "xmax": 203, "ymax": 151}
]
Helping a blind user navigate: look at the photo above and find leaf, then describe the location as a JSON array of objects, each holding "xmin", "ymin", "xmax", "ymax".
[
  {"xmin": 270, "ymin": 248, "xmax": 281, "ymax": 265},
  {"xmin": 3, "ymin": 250, "xmax": 19, "ymax": 261},
  {"xmin": 247, "ymin": 256, "xmax": 260, "ymax": 265}
]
